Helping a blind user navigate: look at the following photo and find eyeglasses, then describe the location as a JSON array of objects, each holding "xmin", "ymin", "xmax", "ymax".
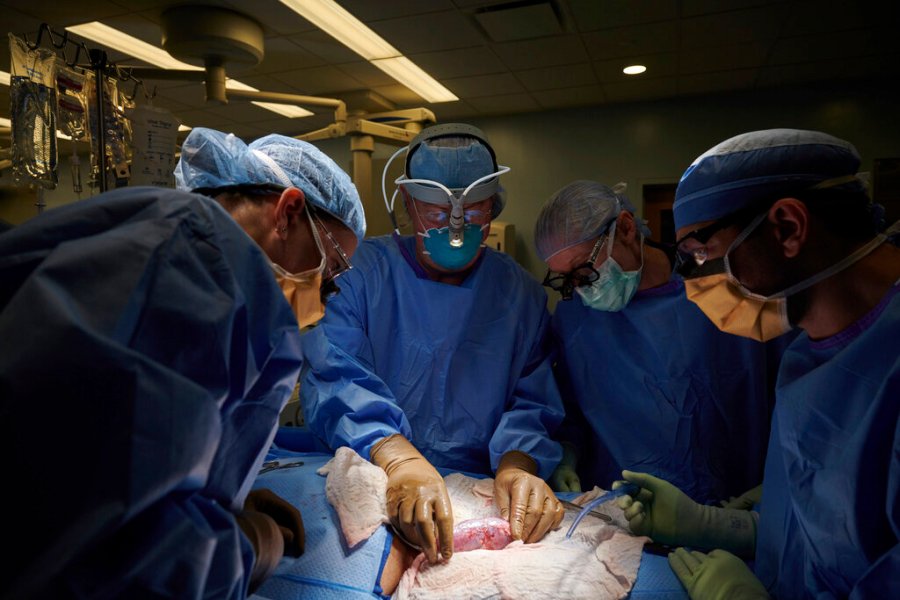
[
  {"xmin": 542, "ymin": 235, "xmax": 607, "ymax": 300},
  {"xmin": 674, "ymin": 203, "xmax": 767, "ymax": 278},
  {"xmin": 310, "ymin": 209, "xmax": 353, "ymax": 282}
]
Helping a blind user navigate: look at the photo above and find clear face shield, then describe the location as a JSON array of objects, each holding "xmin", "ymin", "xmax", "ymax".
[{"xmin": 381, "ymin": 126, "xmax": 510, "ymax": 253}]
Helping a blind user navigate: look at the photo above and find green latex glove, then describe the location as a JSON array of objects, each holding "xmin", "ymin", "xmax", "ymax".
[
  {"xmin": 613, "ymin": 470, "xmax": 757, "ymax": 558},
  {"xmin": 669, "ymin": 548, "xmax": 770, "ymax": 600},
  {"xmin": 549, "ymin": 442, "xmax": 581, "ymax": 492},
  {"xmin": 371, "ymin": 434, "xmax": 454, "ymax": 564},
  {"xmin": 720, "ymin": 485, "xmax": 763, "ymax": 511},
  {"xmin": 494, "ymin": 450, "xmax": 564, "ymax": 543}
]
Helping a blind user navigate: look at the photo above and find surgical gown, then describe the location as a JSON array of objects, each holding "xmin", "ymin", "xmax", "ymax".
[
  {"xmin": 0, "ymin": 187, "xmax": 303, "ymax": 599},
  {"xmin": 754, "ymin": 281, "xmax": 900, "ymax": 598},
  {"xmin": 552, "ymin": 277, "xmax": 787, "ymax": 503},
  {"xmin": 301, "ymin": 234, "xmax": 564, "ymax": 478}
]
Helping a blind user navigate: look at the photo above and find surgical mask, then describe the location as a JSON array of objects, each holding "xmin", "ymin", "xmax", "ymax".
[
  {"xmin": 422, "ymin": 223, "xmax": 487, "ymax": 270},
  {"xmin": 577, "ymin": 223, "xmax": 644, "ymax": 312},
  {"xmin": 270, "ymin": 206, "xmax": 328, "ymax": 329},
  {"xmin": 685, "ymin": 212, "xmax": 889, "ymax": 341}
]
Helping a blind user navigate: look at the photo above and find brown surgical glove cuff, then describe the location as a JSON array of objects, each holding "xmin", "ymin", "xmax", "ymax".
[{"xmin": 497, "ymin": 450, "xmax": 538, "ymax": 476}]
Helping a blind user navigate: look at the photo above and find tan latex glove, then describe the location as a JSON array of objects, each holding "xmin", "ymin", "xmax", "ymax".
[
  {"xmin": 236, "ymin": 509, "xmax": 284, "ymax": 593},
  {"xmin": 494, "ymin": 450, "xmax": 564, "ymax": 543},
  {"xmin": 370, "ymin": 434, "xmax": 454, "ymax": 564}
]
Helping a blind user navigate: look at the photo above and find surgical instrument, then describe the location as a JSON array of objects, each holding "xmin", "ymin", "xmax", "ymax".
[{"xmin": 565, "ymin": 482, "xmax": 638, "ymax": 539}]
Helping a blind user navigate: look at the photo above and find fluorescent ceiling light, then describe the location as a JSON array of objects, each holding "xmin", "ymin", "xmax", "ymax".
[
  {"xmin": 279, "ymin": 0, "xmax": 399, "ymax": 60},
  {"xmin": 178, "ymin": 124, "xmax": 192, "ymax": 132},
  {"xmin": 0, "ymin": 70, "xmax": 10, "ymax": 86},
  {"xmin": 66, "ymin": 22, "xmax": 312, "ymax": 118},
  {"xmin": 371, "ymin": 57, "xmax": 457, "ymax": 103},
  {"xmin": 278, "ymin": 0, "xmax": 457, "ymax": 103},
  {"xmin": 623, "ymin": 65, "xmax": 647, "ymax": 75},
  {"xmin": 67, "ymin": 22, "xmax": 202, "ymax": 71}
]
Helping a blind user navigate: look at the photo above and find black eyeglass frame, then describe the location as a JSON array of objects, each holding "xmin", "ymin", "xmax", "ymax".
[{"xmin": 542, "ymin": 234, "xmax": 609, "ymax": 301}]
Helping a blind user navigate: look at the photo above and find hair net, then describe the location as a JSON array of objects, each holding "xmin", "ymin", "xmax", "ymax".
[
  {"xmin": 174, "ymin": 127, "xmax": 366, "ymax": 241},
  {"xmin": 674, "ymin": 128, "xmax": 864, "ymax": 231},
  {"xmin": 404, "ymin": 123, "xmax": 506, "ymax": 217},
  {"xmin": 534, "ymin": 180, "xmax": 650, "ymax": 261}
]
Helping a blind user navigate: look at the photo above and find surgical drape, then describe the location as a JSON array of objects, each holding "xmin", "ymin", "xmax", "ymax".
[
  {"xmin": 0, "ymin": 187, "xmax": 303, "ymax": 598},
  {"xmin": 552, "ymin": 278, "xmax": 785, "ymax": 503},
  {"xmin": 754, "ymin": 284, "xmax": 900, "ymax": 598},
  {"xmin": 300, "ymin": 235, "xmax": 563, "ymax": 479}
]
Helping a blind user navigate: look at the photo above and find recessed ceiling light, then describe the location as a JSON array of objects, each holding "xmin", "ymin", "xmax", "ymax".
[{"xmin": 623, "ymin": 65, "xmax": 647, "ymax": 75}]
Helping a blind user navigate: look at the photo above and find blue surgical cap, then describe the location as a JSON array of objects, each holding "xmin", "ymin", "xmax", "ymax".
[
  {"xmin": 534, "ymin": 180, "xmax": 651, "ymax": 261},
  {"xmin": 673, "ymin": 128, "xmax": 863, "ymax": 231},
  {"xmin": 174, "ymin": 127, "xmax": 366, "ymax": 241}
]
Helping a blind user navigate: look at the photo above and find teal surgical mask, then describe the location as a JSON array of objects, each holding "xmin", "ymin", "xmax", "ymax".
[
  {"xmin": 577, "ymin": 225, "xmax": 644, "ymax": 312},
  {"xmin": 422, "ymin": 223, "xmax": 486, "ymax": 270}
]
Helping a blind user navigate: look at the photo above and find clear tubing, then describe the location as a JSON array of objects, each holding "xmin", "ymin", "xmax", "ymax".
[{"xmin": 565, "ymin": 481, "xmax": 638, "ymax": 539}]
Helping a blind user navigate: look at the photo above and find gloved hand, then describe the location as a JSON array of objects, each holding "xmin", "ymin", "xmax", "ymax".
[
  {"xmin": 549, "ymin": 442, "xmax": 581, "ymax": 493},
  {"xmin": 720, "ymin": 484, "xmax": 763, "ymax": 511},
  {"xmin": 244, "ymin": 488, "xmax": 305, "ymax": 557},
  {"xmin": 613, "ymin": 471, "xmax": 756, "ymax": 558},
  {"xmin": 668, "ymin": 548, "xmax": 770, "ymax": 600},
  {"xmin": 494, "ymin": 450, "xmax": 564, "ymax": 543},
  {"xmin": 236, "ymin": 509, "xmax": 283, "ymax": 592},
  {"xmin": 370, "ymin": 434, "xmax": 454, "ymax": 564}
]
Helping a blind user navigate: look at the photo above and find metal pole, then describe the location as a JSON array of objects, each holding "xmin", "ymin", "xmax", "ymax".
[{"xmin": 90, "ymin": 48, "xmax": 108, "ymax": 193}]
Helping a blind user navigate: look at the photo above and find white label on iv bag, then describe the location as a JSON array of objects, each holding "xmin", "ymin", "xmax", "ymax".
[{"xmin": 127, "ymin": 105, "xmax": 180, "ymax": 187}]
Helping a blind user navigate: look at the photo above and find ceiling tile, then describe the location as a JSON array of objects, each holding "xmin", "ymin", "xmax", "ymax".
[
  {"xmin": 371, "ymin": 83, "xmax": 429, "ymax": 107},
  {"xmin": 270, "ymin": 65, "xmax": 366, "ymax": 95},
  {"xmin": 430, "ymin": 100, "xmax": 481, "ymax": 121},
  {"xmin": 602, "ymin": 76, "xmax": 678, "ymax": 103},
  {"xmin": 235, "ymin": 0, "xmax": 317, "ymax": 36},
  {"xmin": 532, "ymin": 85, "xmax": 606, "ymax": 110},
  {"xmin": 410, "ymin": 47, "xmax": 505, "ymax": 79},
  {"xmin": 768, "ymin": 30, "xmax": 877, "ymax": 66},
  {"xmin": 289, "ymin": 29, "xmax": 361, "ymax": 63},
  {"xmin": 681, "ymin": 0, "xmax": 782, "ymax": 18},
  {"xmin": 467, "ymin": 92, "xmax": 540, "ymax": 115},
  {"xmin": 491, "ymin": 35, "xmax": 588, "ymax": 70},
  {"xmin": 7, "ymin": 0, "xmax": 129, "ymax": 27},
  {"xmin": 569, "ymin": 0, "xmax": 678, "ymax": 32},
  {"xmin": 443, "ymin": 72, "xmax": 525, "ymax": 98},
  {"xmin": 516, "ymin": 62, "xmax": 597, "ymax": 91},
  {"xmin": 581, "ymin": 22, "xmax": 678, "ymax": 60},
  {"xmin": 680, "ymin": 6, "xmax": 787, "ymax": 48},
  {"xmin": 334, "ymin": 61, "xmax": 395, "ymax": 88},
  {"xmin": 678, "ymin": 42, "xmax": 769, "ymax": 74},
  {"xmin": 779, "ymin": 0, "xmax": 867, "ymax": 36},
  {"xmin": 237, "ymin": 37, "xmax": 325, "ymax": 76},
  {"xmin": 474, "ymin": 2, "xmax": 562, "ymax": 43},
  {"xmin": 756, "ymin": 57, "xmax": 892, "ymax": 88},
  {"xmin": 593, "ymin": 53, "xmax": 678, "ymax": 83},
  {"xmin": 677, "ymin": 68, "xmax": 759, "ymax": 96},
  {"xmin": 370, "ymin": 10, "xmax": 486, "ymax": 54}
]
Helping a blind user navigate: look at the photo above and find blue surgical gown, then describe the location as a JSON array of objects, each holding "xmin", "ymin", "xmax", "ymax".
[
  {"xmin": 754, "ymin": 281, "xmax": 900, "ymax": 598},
  {"xmin": 552, "ymin": 278, "xmax": 787, "ymax": 503},
  {"xmin": 301, "ymin": 234, "xmax": 564, "ymax": 478},
  {"xmin": 0, "ymin": 187, "xmax": 303, "ymax": 598}
]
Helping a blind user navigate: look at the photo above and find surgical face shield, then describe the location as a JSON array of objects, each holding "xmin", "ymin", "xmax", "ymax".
[{"xmin": 381, "ymin": 124, "xmax": 510, "ymax": 252}]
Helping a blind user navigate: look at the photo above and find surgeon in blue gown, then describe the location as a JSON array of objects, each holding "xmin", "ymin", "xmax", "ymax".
[
  {"xmin": 534, "ymin": 180, "xmax": 786, "ymax": 504},
  {"xmin": 616, "ymin": 129, "xmax": 900, "ymax": 598},
  {"xmin": 301, "ymin": 123, "xmax": 565, "ymax": 565},
  {"xmin": 0, "ymin": 128, "xmax": 365, "ymax": 599}
]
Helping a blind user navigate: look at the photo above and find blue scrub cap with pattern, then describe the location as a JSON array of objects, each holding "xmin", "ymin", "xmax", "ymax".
[
  {"xmin": 674, "ymin": 128, "xmax": 864, "ymax": 231},
  {"xmin": 174, "ymin": 127, "xmax": 366, "ymax": 241}
]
